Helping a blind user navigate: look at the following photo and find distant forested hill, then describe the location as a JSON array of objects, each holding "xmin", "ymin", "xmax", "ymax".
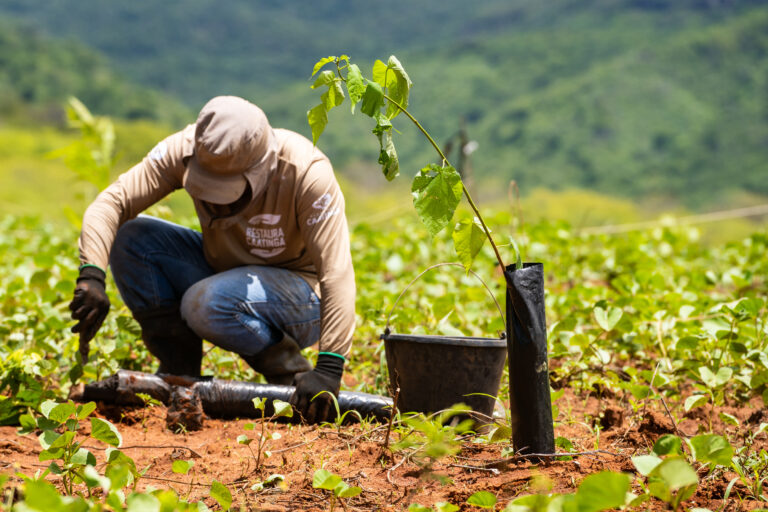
[{"xmin": 1, "ymin": 0, "xmax": 766, "ymax": 206}]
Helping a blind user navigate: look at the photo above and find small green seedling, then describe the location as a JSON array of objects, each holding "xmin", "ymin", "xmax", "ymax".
[
  {"xmin": 136, "ymin": 392, "xmax": 162, "ymax": 429},
  {"xmin": 238, "ymin": 398, "xmax": 293, "ymax": 475},
  {"xmin": 312, "ymin": 468, "xmax": 362, "ymax": 512}
]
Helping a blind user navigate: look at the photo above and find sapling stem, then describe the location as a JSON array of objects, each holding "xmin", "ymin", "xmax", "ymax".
[{"xmin": 381, "ymin": 93, "xmax": 507, "ymax": 273}]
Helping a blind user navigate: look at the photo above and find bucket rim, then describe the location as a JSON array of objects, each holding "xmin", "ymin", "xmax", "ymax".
[{"xmin": 380, "ymin": 332, "xmax": 507, "ymax": 348}]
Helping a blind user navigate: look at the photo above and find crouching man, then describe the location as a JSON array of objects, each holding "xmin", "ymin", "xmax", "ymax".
[{"xmin": 68, "ymin": 96, "xmax": 355, "ymax": 423}]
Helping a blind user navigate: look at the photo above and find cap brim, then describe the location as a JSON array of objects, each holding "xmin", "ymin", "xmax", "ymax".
[{"xmin": 183, "ymin": 157, "xmax": 248, "ymax": 205}]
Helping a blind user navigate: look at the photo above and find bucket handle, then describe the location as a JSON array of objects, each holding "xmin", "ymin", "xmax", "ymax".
[{"xmin": 384, "ymin": 262, "xmax": 505, "ymax": 335}]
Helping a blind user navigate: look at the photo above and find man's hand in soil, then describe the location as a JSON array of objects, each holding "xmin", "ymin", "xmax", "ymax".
[
  {"xmin": 290, "ymin": 353, "xmax": 344, "ymax": 423},
  {"xmin": 69, "ymin": 266, "xmax": 110, "ymax": 362}
]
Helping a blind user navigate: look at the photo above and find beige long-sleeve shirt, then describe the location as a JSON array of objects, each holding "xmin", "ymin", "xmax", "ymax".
[{"xmin": 79, "ymin": 125, "xmax": 356, "ymax": 357}]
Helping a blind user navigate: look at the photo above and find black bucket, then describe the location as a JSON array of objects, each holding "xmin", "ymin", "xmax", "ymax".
[
  {"xmin": 380, "ymin": 263, "xmax": 507, "ymax": 423},
  {"xmin": 381, "ymin": 333, "xmax": 507, "ymax": 420}
]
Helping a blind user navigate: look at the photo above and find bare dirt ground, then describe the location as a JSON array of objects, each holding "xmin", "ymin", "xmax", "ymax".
[{"xmin": 1, "ymin": 389, "xmax": 766, "ymax": 511}]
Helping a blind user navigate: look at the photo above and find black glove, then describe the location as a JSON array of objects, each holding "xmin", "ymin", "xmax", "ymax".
[
  {"xmin": 69, "ymin": 266, "xmax": 110, "ymax": 362},
  {"xmin": 289, "ymin": 353, "xmax": 344, "ymax": 423}
]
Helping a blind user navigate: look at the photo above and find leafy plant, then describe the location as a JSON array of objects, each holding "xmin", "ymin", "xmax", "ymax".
[
  {"xmin": 308, "ymin": 54, "xmax": 507, "ymax": 272},
  {"xmin": 237, "ymin": 398, "xmax": 293, "ymax": 475},
  {"xmin": 312, "ymin": 468, "xmax": 362, "ymax": 512}
]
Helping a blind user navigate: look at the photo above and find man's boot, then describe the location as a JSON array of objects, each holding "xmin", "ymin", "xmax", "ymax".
[
  {"xmin": 134, "ymin": 306, "xmax": 203, "ymax": 377},
  {"xmin": 241, "ymin": 334, "xmax": 312, "ymax": 385}
]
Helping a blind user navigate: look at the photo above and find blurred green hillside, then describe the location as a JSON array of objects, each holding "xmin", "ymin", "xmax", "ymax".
[{"xmin": 1, "ymin": 0, "xmax": 767, "ymax": 210}]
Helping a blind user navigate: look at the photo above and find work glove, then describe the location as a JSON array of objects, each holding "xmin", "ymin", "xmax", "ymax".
[
  {"xmin": 69, "ymin": 266, "xmax": 110, "ymax": 363},
  {"xmin": 289, "ymin": 353, "xmax": 344, "ymax": 424}
]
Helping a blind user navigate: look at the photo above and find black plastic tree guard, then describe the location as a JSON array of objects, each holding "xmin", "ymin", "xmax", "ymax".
[{"xmin": 505, "ymin": 263, "xmax": 555, "ymax": 454}]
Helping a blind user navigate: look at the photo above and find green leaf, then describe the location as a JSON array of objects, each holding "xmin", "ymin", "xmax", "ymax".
[
  {"xmin": 371, "ymin": 59, "xmax": 388, "ymax": 87},
  {"xmin": 377, "ymin": 128, "xmax": 399, "ymax": 181},
  {"xmin": 83, "ymin": 464, "xmax": 111, "ymax": 491},
  {"xmin": 690, "ymin": 434, "xmax": 734, "ymax": 467},
  {"xmin": 313, "ymin": 469, "xmax": 343, "ymax": 490},
  {"xmin": 272, "ymin": 399, "xmax": 293, "ymax": 418},
  {"xmin": 172, "ymin": 459, "xmax": 192, "ymax": 474},
  {"xmin": 575, "ymin": 471, "xmax": 631, "ymax": 512},
  {"xmin": 632, "ymin": 454, "xmax": 662, "ymax": 476},
  {"xmin": 38, "ymin": 429, "xmax": 60, "ymax": 450},
  {"xmin": 237, "ymin": 434, "xmax": 252, "ymax": 446},
  {"xmin": 411, "ymin": 164, "xmax": 463, "ymax": 237},
  {"xmin": 653, "ymin": 434, "xmax": 683, "ymax": 456},
  {"xmin": 714, "ymin": 367, "xmax": 733, "ymax": 386},
  {"xmin": 408, "ymin": 505, "xmax": 432, "ymax": 512},
  {"xmin": 210, "ymin": 480, "xmax": 232, "ymax": 511},
  {"xmin": 311, "ymin": 70, "xmax": 336, "ymax": 89},
  {"xmin": 321, "ymin": 80, "xmax": 345, "ymax": 110},
  {"xmin": 21, "ymin": 480, "xmax": 64, "ymax": 510},
  {"xmin": 360, "ymin": 82, "xmax": 384, "ymax": 118},
  {"xmin": 385, "ymin": 55, "xmax": 412, "ymax": 118},
  {"xmin": 91, "ymin": 417, "xmax": 122, "ymax": 447},
  {"xmin": 467, "ymin": 490, "xmax": 497, "ymax": 508},
  {"xmin": 346, "ymin": 64, "xmax": 365, "ymax": 113},
  {"xmin": 509, "ymin": 237, "xmax": 523, "ymax": 270},
  {"xmin": 311, "ymin": 56, "xmax": 336, "ymax": 77},
  {"xmin": 453, "ymin": 217, "xmax": 486, "ymax": 272},
  {"xmin": 719, "ymin": 411, "xmax": 739, "ymax": 426},
  {"xmin": 307, "ymin": 104, "xmax": 328, "ymax": 145},
  {"xmin": 334, "ymin": 481, "xmax": 362, "ymax": 498},
  {"xmin": 40, "ymin": 399, "xmax": 58, "ymax": 420},
  {"xmin": 594, "ymin": 306, "xmax": 622, "ymax": 331},
  {"xmin": 48, "ymin": 401, "xmax": 76, "ymax": 423},
  {"xmin": 70, "ymin": 447, "xmax": 97, "ymax": 466},
  {"xmin": 490, "ymin": 424, "xmax": 512, "ymax": 443},
  {"xmin": 698, "ymin": 366, "xmax": 718, "ymax": 387},
  {"xmin": 252, "ymin": 397, "xmax": 266, "ymax": 412},
  {"xmin": 126, "ymin": 492, "xmax": 161, "ymax": 512},
  {"xmin": 684, "ymin": 394, "xmax": 708, "ymax": 412},
  {"xmin": 650, "ymin": 457, "xmax": 698, "ymax": 490},
  {"xmin": 434, "ymin": 503, "xmax": 459, "ymax": 512}
]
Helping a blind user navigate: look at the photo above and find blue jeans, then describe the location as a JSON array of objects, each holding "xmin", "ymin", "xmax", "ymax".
[{"xmin": 109, "ymin": 216, "xmax": 321, "ymax": 356}]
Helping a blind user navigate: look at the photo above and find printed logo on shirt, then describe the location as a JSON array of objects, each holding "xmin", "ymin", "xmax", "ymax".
[
  {"xmin": 307, "ymin": 193, "xmax": 340, "ymax": 226},
  {"xmin": 148, "ymin": 141, "xmax": 168, "ymax": 161},
  {"xmin": 247, "ymin": 214, "xmax": 286, "ymax": 258}
]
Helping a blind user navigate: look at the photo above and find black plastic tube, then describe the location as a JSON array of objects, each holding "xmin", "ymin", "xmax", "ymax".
[
  {"xmin": 77, "ymin": 370, "xmax": 393, "ymax": 423},
  {"xmin": 505, "ymin": 263, "xmax": 555, "ymax": 454}
]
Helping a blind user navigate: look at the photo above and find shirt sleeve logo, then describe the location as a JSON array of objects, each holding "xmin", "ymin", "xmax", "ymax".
[{"xmin": 307, "ymin": 193, "xmax": 340, "ymax": 226}]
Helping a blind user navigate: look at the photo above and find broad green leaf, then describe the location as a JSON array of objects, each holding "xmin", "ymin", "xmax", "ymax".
[
  {"xmin": 311, "ymin": 70, "xmax": 336, "ymax": 89},
  {"xmin": 126, "ymin": 492, "xmax": 161, "ymax": 512},
  {"xmin": 38, "ymin": 429, "xmax": 61, "ymax": 450},
  {"xmin": 307, "ymin": 104, "xmax": 328, "ymax": 145},
  {"xmin": 334, "ymin": 481, "xmax": 362, "ymax": 498},
  {"xmin": 576, "ymin": 471, "xmax": 631, "ymax": 512},
  {"xmin": 321, "ymin": 80, "xmax": 345, "ymax": 110},
  {"xmin": 311, "ymin": 56, "xmax": 336, "ymax": 77},
  {"xmin": 83, "ymin": 464, "xmax": 111, "ymax": 491},
  {"xmin": 360, "ymin": 82, "xmax": 384, "ymax": 118},
  {"xmin": 714, "ymin": 367, "xmax": 733, "ymax": 386},
  {"xmin": 690, "ymin": 434, "xmax": 734, "ymax": 467},
  {"xmin": 39, "ymin": 447, "xmax": 65, "ymax": 461},
  {"xmin": 40, "ymin": 399, "xmax": 58, "ymax": 420},
  {"xmin": 91, "ymin": 417, "xmax": 122, "ymax": 447},
  {"xmin": 408, "ymin": 505, "xmax": 431, "ymax": 512},
  {"xmin": 385, "ymin": 55, "xmax": 412, "ymax": 118},
  {"xmin": 467, "ymin": 490, "xmax": 497, "ymax": 508},
  {"xmin": 698, "ymin": 366, "xmax": 717, "ymax": 387},
  {"xmin": 594, "ymin": 306, "xmax": 622, "ymax": 331},
  {"xmin": 237, "ymin": 434, "xmax": 251, "ymax": 445},
  {"xmin": 653, "ymin": 434, "xmax": 683, "ymax": 456},
  {"xmin": 377, "ymin": 129, "xmax": 399, "ymax": 181},
  {"xmin": 210, "ymin": 480, "xmax": 232, "ymax": 511},
  {"xmin": 172, "ymin": 459, "xmax": 192, "ymax": 474},
  {"xmin": 412, "ymin": 165, "xmax": 463, "ymax": 237},
  {"xmin": 70, "ymin": 447, "xmax": 97, "ymax": 466},
  {"xmin": 490, "ymin": 424, "xmax": 512, "ymax": 443},
  {"xmin": 272, "ymin": 399, "xmax": 293, "ymax": 418},
  {"xmin": 435, "ymin": 503, "xmax": 459, "ymax": 512},
  {"xmin": 48, "ymin": 401, "xmax": 76, "ymax": 423},
  {"xmin": 719, "ymin": 412, "xmax": 739, "ymax": 426},
  {"xmin": 313, "ymin": 469, "xmax": 343, "ymax": 490},
  {"xmin": 632, "ymin": 454, "xmax": 662, "ymax": 476},
  {"xmin": 21, "ymin": 480, "xmax": 64, "ymax": 510},
  {"xmin": 650, "ymin": 457, "xmax": 698, "ymax": 490},
  {"xmin": 346, "ymin": 64, "xmax": 365, "ymax": 112},
  {"xmin": 252, "ymin": 397, "xmax": 266, "ymax": 411},
  {"xmin": 453, "ymin": 217, "xmax": 486, "ymax": 271},
  {"xmin": 371, "ymin": 59, "xmax": 388, "ymax": 87},
  {"xmin": 684, "ymin": 394, "xmax": 708, "ymax": 412}
]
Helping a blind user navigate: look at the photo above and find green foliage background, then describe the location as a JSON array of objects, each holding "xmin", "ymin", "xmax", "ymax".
[{"xmin": 0, "ymin": 0, "xmax": 767, "ymax": 208}]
